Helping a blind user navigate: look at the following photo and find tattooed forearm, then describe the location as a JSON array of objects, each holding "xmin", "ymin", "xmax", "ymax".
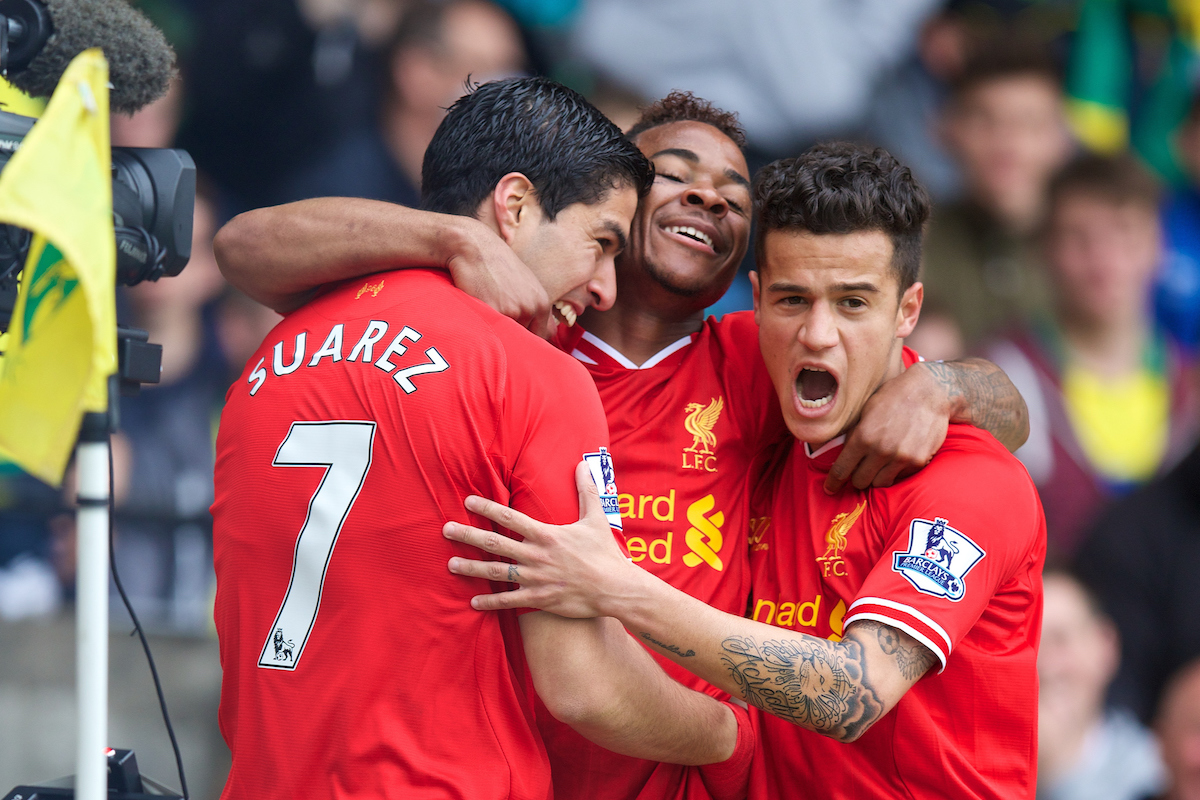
[
  {"xmin": 922, "ymin": 358, "xmax": 1029, "ymax": 452},
  {"xmin": 639, "ymin": 632, "xmax": 696, "ymax": 658},
  {"xmin": 872, "ymin": 622, "xmax": 938, "ymax": 681},
  {"xmin": 720, "ymin": 632, "xmax": 884, "ymax": 742}
]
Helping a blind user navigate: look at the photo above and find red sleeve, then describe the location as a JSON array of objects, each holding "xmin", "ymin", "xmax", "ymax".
[
  {"xmin": 495, "ymin": 334, "xmax": 612, "ymax": 526},
  {"xmin": 697, "ymin": 700, "xmax": 755, "ymax": 800},
  {"xmin": 844, "ymin": 427, "xmax": 1043, "ymax": 670}
]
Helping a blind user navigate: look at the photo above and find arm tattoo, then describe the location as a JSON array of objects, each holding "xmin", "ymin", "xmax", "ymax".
[
  {"xmin": 639, "ymin": 632, "xmax": 696, "ymax": 658},
  {"xmin": 720, "ymin": 631, "xmax": 884, "ymax": 741},
  {"xmin": 874, "ymin": 623, "xmax": 938, "ymax": 681},
  {"xmin": 922, "ymin": 359, "xmax": 1029, "ymax": 452}
]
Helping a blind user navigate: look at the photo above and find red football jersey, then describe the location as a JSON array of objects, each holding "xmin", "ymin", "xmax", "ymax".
[
  {"xmin": 747, "ymin": 421, "xmax": 1046, "ymax": 799},
  {"xmin": 545, "ymin": 312, "xmax": 784, "ymax": 800},
  {"xmin": 212, "ymin": 269, "xmax": 612, "ymax": 800}
]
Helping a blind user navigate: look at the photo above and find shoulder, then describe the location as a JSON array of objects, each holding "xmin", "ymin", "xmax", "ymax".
[
  {"xmin": 707, "ymin": 310, "xmax": 758, "ymax": 347},
  {"xmin": 886, "ymin": 425, "xmax": 1042, "ymax": 527}
]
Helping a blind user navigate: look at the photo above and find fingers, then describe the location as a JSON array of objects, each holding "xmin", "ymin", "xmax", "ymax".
[
  {"xmin": 849, "ymin": 448, "xmax": 891, "ymax": 491},
  {"xmin": 825, "ymin": 437, "xmax": 868, "ymax": 494},
  {"xmin": 442, "ymin": 518, "xmax": 523, "ymax": 559},
  {"xmin": 575, "ymin": 460, "xmax": 603, "ymax": 520},
  {"xmin": 461, "ymin": 494, "xmax": 544, "ymax": 540},
  {"xmin": 447, "ymin": 554, "xmax": 521, "ymax": 584}
]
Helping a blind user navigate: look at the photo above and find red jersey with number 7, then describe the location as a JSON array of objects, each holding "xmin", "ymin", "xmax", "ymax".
[{"xmin": 212, "ymin": 269, "xmax": 612, "ymax": 800}]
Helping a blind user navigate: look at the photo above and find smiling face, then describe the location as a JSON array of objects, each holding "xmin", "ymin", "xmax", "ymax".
[
  {"xmin": 509, "ymin": 184, "xmax": 639, "ymax": 329},
  {"xmin": 752, "ymin": 229, "xmax": 922, "ymax": 445},
  {"xmin": 622, "ymin": 121, "xmax": 751, "ymax": 308}
]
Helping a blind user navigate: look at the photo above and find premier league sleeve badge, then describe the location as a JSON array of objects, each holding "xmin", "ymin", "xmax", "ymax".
[
  {"xmin": 583, "ymin": 447, "xmax": 623, "ymax": 532},
  {"xmin": 892, "ymin": 517, "xmax": 985, "ymax": 601}
]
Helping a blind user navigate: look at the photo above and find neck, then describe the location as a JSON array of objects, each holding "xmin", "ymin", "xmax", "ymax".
[
  {"xmin": 382, "ymin": 99, "xmax": 437, "ymax": 189},
  {"xmin": 1058, "ymin": 305, "xmax": 1149, "ymax": 378},
  {"xmin": 581, "ymin": 302, "xmax": 704, "ymax": 367},
  {"xmin": 136, "ymin": 306, "xmax": 203, "ymax": 385}
]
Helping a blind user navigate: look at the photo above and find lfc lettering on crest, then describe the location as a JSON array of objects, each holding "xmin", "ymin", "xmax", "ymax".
[
  {"xmin": 682, "ymin": 397, "xmax": 723, "ymax": 473},
  {"xmin": 815, "ymin": 500, "xmax": 866, "ymax": 578}
]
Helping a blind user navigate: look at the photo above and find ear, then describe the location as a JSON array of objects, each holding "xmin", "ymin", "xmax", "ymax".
[
  {"xmin": 490, "ymin": 172, "xmax": 538, "ymax": 246},
  {"xmin": 896, "ymin": 281, "xmax": 923, "ymax": 339},
  {"xmin": 749, "ymin": 270, "xmax": 762, "ymax": 324}
]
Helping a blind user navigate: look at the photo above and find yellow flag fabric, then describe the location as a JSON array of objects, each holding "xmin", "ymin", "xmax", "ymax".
[{"xmin": 0, "ymin": 49, "xmax": 114, "ymax": 486}]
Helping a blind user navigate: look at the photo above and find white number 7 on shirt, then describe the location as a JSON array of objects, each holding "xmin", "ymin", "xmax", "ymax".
[{"xmin": 258, "ymin": 421, "xmax": 376, "ymax": 671}]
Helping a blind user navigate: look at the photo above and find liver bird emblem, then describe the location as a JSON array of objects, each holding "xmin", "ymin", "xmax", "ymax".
[
  {"xmin": 817, "ymin": 500, "xmax": 867, "ymax": 562},
  {"xmin": 684, "ymin": 397, "xmax": 724, "ymax": 454}
]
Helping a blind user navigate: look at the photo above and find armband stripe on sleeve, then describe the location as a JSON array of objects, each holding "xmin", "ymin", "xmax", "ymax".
[
  {"xmin": 848, "ymin": 596, "xmax": 952, "ymax": 652},
  {"xmin": 844, "ymin": 609, "xmax": 948, "ymax": 673}
]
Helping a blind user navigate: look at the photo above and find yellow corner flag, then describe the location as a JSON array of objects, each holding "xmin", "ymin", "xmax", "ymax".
[{"xmin": 0, "ymin": 49, "xmax": 115, "ymax": 486}]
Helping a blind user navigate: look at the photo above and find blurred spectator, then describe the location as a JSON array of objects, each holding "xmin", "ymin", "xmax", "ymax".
[
  {"xmin": 1075, "ymin": 439, "xmax": 1200, "ymax": 724},
  {"xmin": 110, "ymin": 75, "xmax": 185, "ymax": 149},
  {"xmin": 570, "ymin": 0, "xmax": 940, "ymax": 158},
  {"xmin": 987, "ymin": 154, "xmax": 1198, "ymax": 558},
  {"xmin": 1158, "ymin": 94, "xmax": 1200, "ymax": 354},
  {"xmin": 1150, "ymin": 657, "xmax": 1200, "ymax": 800},
  {"xmin": 912, "ymin": 44, "xmax": 1073, "ymax": 359},
  {"xmin": 113, "ymin": 187, "xmax": 228, "ymax": 632},
  {"xmin": 278, "ymin": 0, "xmax": 527, "ymax": 205},
  {"xmin": 864, "ymin": 5, "xmax": 972, "ymax": 202},
  {"xmin": 0, "ymin": 469, "xmax": 62, "ymax": 621},
  {"xmin": 1038, "ymin": 569, "xmax": 1166, "ymax": 800},
  {"xmin": 215, "ymin": 287, "xmax": 283, "ymax": 381},
  {"xmin": 176, "ymin": 0, "xmax": 381, "ymax": 210}
]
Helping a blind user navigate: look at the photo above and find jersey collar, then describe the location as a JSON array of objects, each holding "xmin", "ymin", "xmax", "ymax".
[
  {"xmin": 803, "ymin": 435, "xmax": 846, "ymax": 472},
  {"xmin": 570, "ymin": 329, "xmax": 695, "ymax": 371}
]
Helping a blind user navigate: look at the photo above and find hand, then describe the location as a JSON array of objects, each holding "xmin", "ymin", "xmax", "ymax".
[
  {"xmin": 443, "ymin": 461, "xmax": 633, "ymax": 616},
  {"xmin": 825, "ymin": 362, "xmax": 951, "ymax": 493},
  {"xmin": 445, "ymin": 217, "xmax": 553, "ymax": 338}
]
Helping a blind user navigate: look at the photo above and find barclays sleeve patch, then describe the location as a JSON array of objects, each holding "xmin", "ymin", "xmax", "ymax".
[
  {"xmin": 583, "ymin": 447, "xmax": 622, "ymax": 531},
  {"xmin": 892, "ymin": 517, "xmax": 984, "ymax": 601}
]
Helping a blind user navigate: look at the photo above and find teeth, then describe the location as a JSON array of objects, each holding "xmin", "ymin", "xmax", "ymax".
[
  {"xmin": 797, "ymin": 367, "xmax": 834, "ymax": 408},
  {"xmin": 554, "ymin": 301, "xmax": 577, "ymax": 327},
  {"xmin": 666, "ymin": 225, "xmax": 713, "ymax": 248}
]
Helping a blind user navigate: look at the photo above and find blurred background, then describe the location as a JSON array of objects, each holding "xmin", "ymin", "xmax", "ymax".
[{"xmin": 2, "ymin": 1, "xmax": 1200, "ymax": 798}]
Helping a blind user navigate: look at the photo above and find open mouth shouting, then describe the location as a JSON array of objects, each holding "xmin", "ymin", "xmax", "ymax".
[{"xmin": 795, "ymin": 366, "xmax": 838, "ymax": 413}]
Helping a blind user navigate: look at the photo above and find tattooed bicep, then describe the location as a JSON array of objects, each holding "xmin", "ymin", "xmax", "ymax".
[{"xmin": 850, "ymin": 620, "xmax": 938, "ymax": 683}]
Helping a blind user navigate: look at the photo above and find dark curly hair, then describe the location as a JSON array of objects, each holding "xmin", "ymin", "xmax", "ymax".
[
  {"xmin": 753, "ymin": 143, "xmax": 931, "ymax": 294},
  {"xmin": 422, "ymin": 77, "xmax": 653, "ymax": 219},
  {"xmin": 625, "ymin": 91, "xmax": 747, "ymax": 148}
]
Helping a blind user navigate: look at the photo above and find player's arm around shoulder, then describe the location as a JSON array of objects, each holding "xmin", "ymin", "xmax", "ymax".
[
  {"xmin": 446, "ymin": 467, "xmax": 939, "ymax": 745},
  {"xmin": 214, "ymin": 198, "xmax": 549, "ymax": 330}
]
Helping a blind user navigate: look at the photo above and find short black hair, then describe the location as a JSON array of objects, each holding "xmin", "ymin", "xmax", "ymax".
[
  {"xmin": 753, "ymin": 143, "xmax": 931, "ymax": 293},
  {"xmin": 1048, "ymin": 153, "xmax": 1161, "ymax": 216},
  {"xmin": 626, "ymin": 91, "xmax": 747, "ymax": 149},
  {"xmin": 421, "ymin": 77, "xmax": 654, "ymax": 220},
  {"xmin": 949, "ymin": 41, "xmax": 1061, "ymax": 104}
]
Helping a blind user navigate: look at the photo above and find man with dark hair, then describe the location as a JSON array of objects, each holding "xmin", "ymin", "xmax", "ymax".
[
  {"xmin": 211, "ymin": 77, "xmax": 740, "ymax": 800},
  {"xmin": 987, "ymin": 153, "xmax": 1199, "ymax": 558},
  {"xmin": 217, "ymin": 92, "xmax": 1031, "ymax": 800},
  {"xmin": 444, "ymin": 142, "xmax": 1046, "ymax": 800},
  {"xmin": 915, "ymin": 43, "xmax": 1074, "ymax": 357},
  {"xmin": 278, "ymin": 0, "xmax": 527, "ymax": 206}
]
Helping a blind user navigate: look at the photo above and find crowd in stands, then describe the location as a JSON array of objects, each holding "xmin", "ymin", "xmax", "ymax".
[{"xmin": 0, "ymin": 0, "xmax": 1198, "ymax": 797}]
